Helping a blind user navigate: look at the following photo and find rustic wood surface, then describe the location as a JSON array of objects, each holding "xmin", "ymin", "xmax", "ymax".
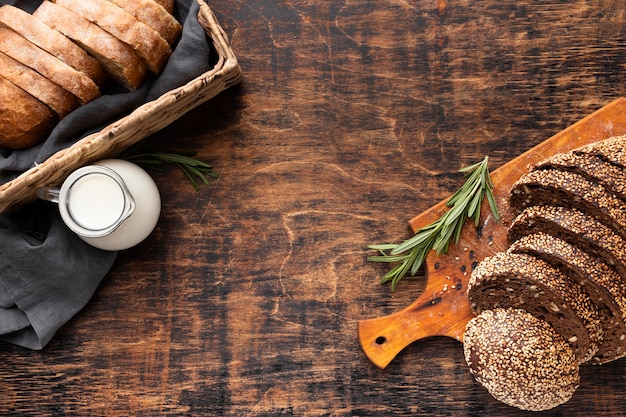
[{"xmin": 2, "ymin": 0, "xmax": 626, "ymax": 415}]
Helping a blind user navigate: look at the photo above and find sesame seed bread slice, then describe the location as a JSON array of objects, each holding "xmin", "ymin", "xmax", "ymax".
[
  {"xmin": 52, "ymin": 0, "xmax": 172, "ymax": 74},
  {"xmin": 468, "ymin": 251, "xmax": 602, "ymax": 363},
  {"xmin": 509, "ymin": 169, "xmax": 626, "ymax": 241},
  {"xmin": 508, "ymin": 205, "xmax": 626, "ymax": 282},
  {"xmin": 34, "ymin": 1, "xmax": 147, "ymax": 91},
  {"xmin": 0, "ymin": 77, "xmax": 57, "ymax": 149},
  {"xmin": 574, "ymin": 135, "xmax": 626, "ymax": 169},
  {"xmin": 107, "ymin": 0, "xmax": 182, "ymax": 46},
  {"xmin": 0, "ymin": 51, "xmax": 79, "ymax": 118},
  {"xmin": 0, "ymin": 4, "xmax": 107, "ymax": 89},
  {"xmin": 509, "ymin": 233, "xmax": 626, "ymax": 364},
  {"xmin": 464, "ymin": 308, "xmax": 579, "ymax": 411},
  {"xmin": 0, "ymin": 27, "xmax": 100, "ymax": 104},
  {"xmin": 532, "ymin": 152, "xmax": 626, "ymax": 203}
]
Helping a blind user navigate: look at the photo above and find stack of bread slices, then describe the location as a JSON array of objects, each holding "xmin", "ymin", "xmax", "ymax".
[
  {"xmin": 464, "ymin": 134, "xmax": 626, "ymax": 411},
  {"xmin": 0, "ymin": 0, "xmax": 181, "ymax": 149}
]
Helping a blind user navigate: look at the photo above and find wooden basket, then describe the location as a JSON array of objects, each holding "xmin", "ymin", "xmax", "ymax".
[{"xmin": 0, "ymin": 0, "xmax": 242, "ymax": 214}]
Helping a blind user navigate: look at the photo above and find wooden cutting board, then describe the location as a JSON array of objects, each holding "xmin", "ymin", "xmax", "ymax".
[{"xmin": 358, "ymin": 97, "xmax": 626, "ymax": 369}]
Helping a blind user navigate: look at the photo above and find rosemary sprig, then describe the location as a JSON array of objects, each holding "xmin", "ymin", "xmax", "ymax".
[
  {"xmin": 368, "ymin": 156, "xmax": 499, "ymax": 291},
  {"xmin": 120, "ymin": 141, "xmax": 219, "ymax": 189}
]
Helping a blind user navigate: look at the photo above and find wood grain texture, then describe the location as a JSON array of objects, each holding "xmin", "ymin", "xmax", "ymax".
[{"xmin": 2, "ymin": 0, "xmax": 626, "ymax": 415}]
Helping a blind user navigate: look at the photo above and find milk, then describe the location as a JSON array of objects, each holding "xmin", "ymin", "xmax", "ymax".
[{"xmin": 67, "ymin": 173, "xmax": 126, "ymax": 231}]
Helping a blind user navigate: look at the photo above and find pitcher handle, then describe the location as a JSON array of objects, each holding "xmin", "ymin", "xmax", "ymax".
[{"xmin": 36, "ymin": 186, "xmax": 61, "ymax": 204}]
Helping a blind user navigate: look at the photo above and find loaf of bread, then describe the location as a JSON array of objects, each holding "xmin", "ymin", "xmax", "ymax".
[
  {"xmin": 510, "ymin": 169, "xmax": 626, "ymax": 241},
  {"xmin": 0, "ymin": 0, "xmax": 181, "ymax": 149},
  {"xmin": 532, "ymin": 152, "xmax": 626, "ymax": 202},
  {"xmin": 468, "ymin": 251, "xmax": 602, "ymax": 363},
  {"xmin": 509, "ymin": 233, "xmax": 626, "ymax": 364},
  {"xmin": 463, "ymin": 308, "xmax": 580, "ymax": 411},
  {"xmin": 0, "ymin": 78, "xmax": 57, "ymax": 149},
  {"xmin": 0, "ymin": 51, "xmax": 79, "ymax": 118},
  {"xmin": 0, "ymin": 4, "xmax": 107, "ymax": 89},
  {"xmin": 33, "ymin": 0, "xmax": 147, "ymax": 91},
  {"xmin": 53, "ymin": 0, "xmax": 172, "ymax": 73},
  {"xmin": 465, "ymin": 136, "xmax": 626, "ymax": 409}
]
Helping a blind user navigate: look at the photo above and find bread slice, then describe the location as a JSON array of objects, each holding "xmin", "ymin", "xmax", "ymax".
[
  {"xmin": 0, "ymin": 4, "xmax": 107, "ymax": 89},
  {"xmin": 509, "ymin": 169, "xmax": 626, "ymax": 241},
  {"xmin": 468, "ymin": 251, "xmax": 602, "ymax": 363},
  {"xmin": 52, "ymin": 0, "xmax": 172, "ymax": 73},
  {"xmin": 0, "ymin": 27, "xmax": 100, "ymax": 104},
  {"xmin": 509, "ymin": 233, "xmax": 626, "ymax": 364},
  {"xmin": 574, "ymin": 135, "xmax": 626, "ymax": 169},
  {"xmin": 153, "ymin": 0, "xmax": 174, "ymax": 14},
  {"xmin": 464, "ymin": 308, "xmax": 579, "ymax": 411},
  {"xmin": 34, "ymin": 1, "xmax": 147, "ymax": 91},
  {"xmin": 107, "ymin": 0, "xmax": 182, "ymax": 45},
  {"xmin": 508, "ymin": 205, "xmax": 626, "ymax": 282},
  {"xmin": 0, "ymin": 51, "xmax": 79, "ymax": 118},
  {"xmin": 0, "ymin": 77, "xmax": 57, "ymax": 149},
  {"xmin": 533, "ymin": 152, "xmax": 626, "ymax": 203}
]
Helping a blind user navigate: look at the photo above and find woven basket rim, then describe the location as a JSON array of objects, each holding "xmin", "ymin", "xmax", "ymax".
[{"xmin": 0, "ymin": 0, "xmax": 242, "ymax": 213}]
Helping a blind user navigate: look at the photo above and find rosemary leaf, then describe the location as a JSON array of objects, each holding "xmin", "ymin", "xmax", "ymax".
[{"xmin": 368, "ymin": 156, "xmax": 499, "ymax": 291}]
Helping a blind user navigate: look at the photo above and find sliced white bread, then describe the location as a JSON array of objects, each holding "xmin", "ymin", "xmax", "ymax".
[
  {"xmin": 107, "ymin": 0, "xmax": 181, "ymax": 46},
  {"xmin": 0, "ymin": 27, "xmax": 100, "ymax": 104},
  {"xmin": 0, "ymin": 51, "xmax": 79, "ymax": 118},
  {"xmin": 34, "ymin": 0, "xmax": 147, "ymax": 91},
  {"xmin": 52, "ymin": 0, "xmax": 172, "ymax": 73},
  {"xmin": 0, "ymin": 4, "xmax": 107, "ymax": 89}
]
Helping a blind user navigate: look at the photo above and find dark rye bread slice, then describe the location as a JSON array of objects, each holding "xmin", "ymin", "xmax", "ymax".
[
  {"xmin": 34, "ymin": 1, "xmax": 147, "ymax": 91},
  {"xmin": 574, "ymin": 135, "xmax": 626, "ymax": 169},
  {"xmin": 508, "ymin": 205, "xmax": 626, "ymax": 282},
  {"xmin": 0, "ymin": 77, "xmax": 57, "ymax": 149},
  {"xmin": 468, "ymin": 251, "xmax": 602, "ymax": 364},
  {"xmin": 509, "ymin": 169, "xmax": 626, "ymax": 241},
  {"xmin": 532, "ymin": 152, "xmax": 626, "ymax": 203},
  {"xmin": 53, "ymin": 0, "xmax": 172, "ymax": 74},
  {"xmin": 0, "ymin": 27, "xmax": 100, "ymax": 104},
  {"xmin": 509, "ymin": 233, "xmax": 626, "ymax": 364},
  {"xmin": 0, "ymin": 4, "xmax": 107, "ymax": 89},
  {"xmin": 0, "ymin": 51, "xmax": 79, "ymax": 118},
  {"xmin": 463, "ymin": 308, "xmax": 579, "ymax": 411}
]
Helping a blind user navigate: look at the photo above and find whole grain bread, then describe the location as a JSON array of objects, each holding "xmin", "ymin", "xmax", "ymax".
[
  {"xmin": 0, "ymin": 4, "xmax": 107, "ymax": 89},
  {"xmin": 532, "ymin": 151, "xmax": 626, "ymax": 203},
  {"xmin": 52, "ymin": 0, "xmax": 172, "ymax": 74},
  {"xmin": 468, "ymin": 251, "xmax": 602, "ymax": 363},
  {"xmin": 107, "ymin": 0, "xmax": 181, "ymax": 46},
  {"xmin": 574, "ymin": 135, "xmax": 626, "ymax": 169},
  {"xmin": 463, "ymin": 308, "xmax": 580, "ymax": 411},
  {"xmin": 508, "ymin": 205, "xmax": 626, "ymax": 282},
  {"xmin": 509, "ymin": 169, "xmax": 626, "ymax": 241},
  {"xmin": 0, "ymin": 51, "xmax": 79, "ymax": 118},
  {"xmin": 34, "ymin": 0, "xmax": 147, "ymax": 91},
  {"xmin": 0, "ymin": 77, "xmax": 57, "ymax": 149},
  {"xmin": 509, "ymin": 233, "xmax": 626, "ymax": 364},
  {"xmin": 0, "ymin": 27, "xmax": 100, "ymax": 104}
]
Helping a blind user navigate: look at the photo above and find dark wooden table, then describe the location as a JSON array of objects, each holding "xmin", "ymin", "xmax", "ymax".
[{"xmin": 2, "ymin": 1, "xmax": 626, "ymax": 415}]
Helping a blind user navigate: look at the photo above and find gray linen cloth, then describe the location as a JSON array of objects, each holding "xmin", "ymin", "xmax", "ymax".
[{"xmin": 0, "ymin": 0, "xmax": 213, "ymax": 349}]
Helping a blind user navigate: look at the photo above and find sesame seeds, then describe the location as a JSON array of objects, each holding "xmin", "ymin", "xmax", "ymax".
[{"xmin": 464, "ymin": 308, "xmax": 580, "ymax": 411}]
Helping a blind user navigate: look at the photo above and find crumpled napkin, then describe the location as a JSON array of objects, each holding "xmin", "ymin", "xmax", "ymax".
[{"xmin": 0, "ymin": 0, "xmax": 213, "ymax": 349}]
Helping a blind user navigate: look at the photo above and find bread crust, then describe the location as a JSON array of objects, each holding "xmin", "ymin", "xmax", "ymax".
[
  {"xmin": 0, "ymin": 27, "xmax": 100, "ymax": 104},
  {"xmin": 53, "ymin": 0, "xmax": 172, "ymax": 73},
  {"xmin": 107, "ymin": 0, "xmax": 181, "ymax": 46},
  {"xmin": 0, "ymin": 51, "xmax": 79, "ymax": 118},
  {"xmin": 0, "ymin": 4, "xmax": 107, "ymax": 89},
  {"xmin": 0, "ymin": 77, "xmax": 57, "ymax": 149},
  {"xmin": 34, "ymin": 1, "xmax": 147, "ymax": 91}
]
